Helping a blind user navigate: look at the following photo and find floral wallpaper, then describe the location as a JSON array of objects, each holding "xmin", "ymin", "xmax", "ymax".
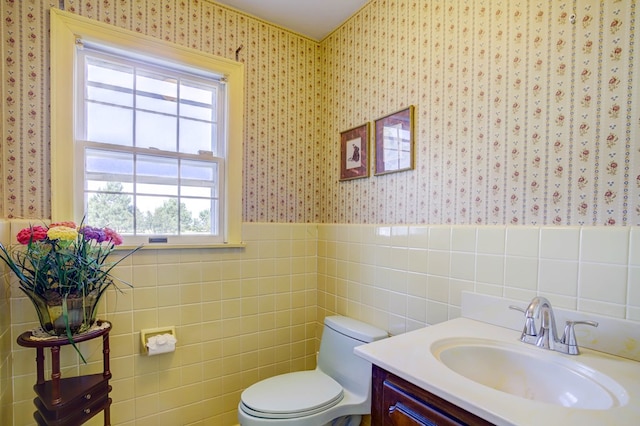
[
  {"xmin": 1, "ymin": 0, "xmax": 638, "ymax": 226},
  {"xmin": 0, "ymin": 0, "xmax": 322, "ymax": 223},
  {"xmin": 321, "ymin": 0, "xmax": 639, "ymax": 226}
]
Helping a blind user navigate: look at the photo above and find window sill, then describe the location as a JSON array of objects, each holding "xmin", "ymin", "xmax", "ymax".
[{"xmin": 115, "ymin": 242, "xmax": 246, "ymax": 251}]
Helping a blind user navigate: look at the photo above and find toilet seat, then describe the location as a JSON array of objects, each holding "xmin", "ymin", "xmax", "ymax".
[{"xmin": 240, "ymin": 370, "xmax": 344, "ymax": 419}]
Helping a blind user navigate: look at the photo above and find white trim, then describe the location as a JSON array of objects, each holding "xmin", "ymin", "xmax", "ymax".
[{"xmin": 50, "ymin": 9, "xmax": 244, "ymax": 246}]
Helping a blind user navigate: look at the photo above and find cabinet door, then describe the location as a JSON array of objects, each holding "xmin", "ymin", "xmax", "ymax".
[
  {"xmin": 388, "ymin": 401, "xmax": 432, "ymax": 425},
  {"xmin": 372, "ymin": 365, "xmax": 493, "ymax": 426},
  {"xmin": 383, "ymin": 381, "xmax": 465, "ymax": 426}
]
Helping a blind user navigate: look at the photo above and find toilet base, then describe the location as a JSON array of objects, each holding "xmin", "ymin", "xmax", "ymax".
[
  {"xmin": 238, "ymin": 413, "xmax": 361, "ymax": 426},
  {"xmin": 238, "ymin": 398, "xmax": 366, "ymax": 426},
  {"xmin": 328, "ymin": 414, "xmax": 361, "ymax": 426}
]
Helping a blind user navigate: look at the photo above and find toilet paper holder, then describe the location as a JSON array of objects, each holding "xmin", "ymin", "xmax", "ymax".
[{"xmin": 140, "ymin": 326, "xmax": 176, "ymax": 355}]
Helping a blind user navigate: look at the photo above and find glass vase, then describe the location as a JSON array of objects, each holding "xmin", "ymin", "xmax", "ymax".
[{"xmin": 22, "ymin": 289, "xmax": 102, "ymax": 336}]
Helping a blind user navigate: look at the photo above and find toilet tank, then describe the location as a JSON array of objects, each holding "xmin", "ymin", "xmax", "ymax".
[{"xmin": 317, "ymin": 316, "xmax": 388, "ymax": 399}]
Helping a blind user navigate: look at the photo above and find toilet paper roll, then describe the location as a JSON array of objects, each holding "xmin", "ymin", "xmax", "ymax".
[{"xmin": 146, "ymin": 333, "xmax": 177, "ymax": 356}]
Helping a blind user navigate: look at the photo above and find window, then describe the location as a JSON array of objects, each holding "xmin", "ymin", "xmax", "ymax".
[
  {"xmin": 77, "ymin": 48, "xmax": 225, "ymax": 243},
  {"xmin": 50, "ymin": 9, "xmax": 244, "ymax": 247}
]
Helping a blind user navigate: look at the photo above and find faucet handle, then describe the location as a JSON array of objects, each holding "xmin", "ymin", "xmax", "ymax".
[
  {"xmin": 509, "ymin": 305, "xmax": 537, "ymax": 343},
  {"xmin": 561, "ymin": 320, "xmax": 599, "ymax": 355},
  {"xmin": 508, "ymin": 305, "xmax": 525, "ymax": 314}
]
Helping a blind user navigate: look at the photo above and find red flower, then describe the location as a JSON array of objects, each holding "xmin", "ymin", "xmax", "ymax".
[{"xmin": 16, "ymin": 226, "xmax": 47, "ymax": 245}]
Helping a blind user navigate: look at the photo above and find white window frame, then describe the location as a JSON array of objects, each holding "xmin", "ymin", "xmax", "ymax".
[
  {"xmin": 76, "ymin": 47, "xmax": 227, "ymax": 244},
  {"xmin": 50, "ymin": 9, "xmax": 244, "ymax": 248}
]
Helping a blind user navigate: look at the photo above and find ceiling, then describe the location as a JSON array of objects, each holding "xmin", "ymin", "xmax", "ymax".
[{"xmin": 214, "ymin": 0, "xmax": 369, "ymax": 41}]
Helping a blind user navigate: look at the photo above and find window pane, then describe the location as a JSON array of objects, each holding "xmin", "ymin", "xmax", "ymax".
[
  {"xmin": 180, "ymin": 81, "xmax": 214, "ymax": 120},
  {"xmin": 136, "ymin": 195, "xmax": 179, "ymax": 235},
  {"xmin": 180, "ymin": 186, "xmax": 213, "ymax": 198},
  {"xmin": 87, "ymin": 58, "xmax": 133, "ymax": 90},
  {"xmin": 86, "ymin": 149, "xmax": 134, "ymax": 173},
  {"xmin": 137, "ymin": 182, "xmax": 178, "ymax": 196},
  {"xmin": 86, "ymin": 57, "xmax": 134, "ymax": 109},
  {"xmin": 137, "ymin": 72, "xmax": 177, "ymax": 101},
  {"xmin": 180, "ymin": 198, "xmax": 212, "ymax": 234},
  {"xmin": 181, "ymin": 160, "xmax": 217, "ymax": 197},
  {"xmin": 136, "ymin": 71, "xmax": 177, "ymax": 115},
  {"xmin": 85, "ymin": 149, "xmax": 135, "ymax": 233},
  {"xmin": 181, "ymin": 160, "xmax": 216, "ymax": 180},
  {"xmin": 136, "ymin": 111, "xmax": 176, "ymax": 150},
  {"xmin": 87, "ymin": 180, "xmax": 134, "ymax": 193},
  {"xmin": 136, "ymin": 155, "xmax": 178, "ymax": 180},
  {"xmin": 136, "ymin": 92, "xmax": 176, "ymax": 114},
  {"xmin": 181, "ymin": 81, "xmax": 214, "ymax": 105},
  {"xmin": 85, "ymin": 149, "xmax": 133, "ymax": 192},
  {"xmin": 88, "ymin": 86, "xmax": 133, "ymax": 107},
  {"xmin": 179, "ymin": 118, "xmax": 213, "ymax": 154},
  {"xmin": 87, "ymin": 103, "xmax": 133, "ymax": 145},
  {"xmin": 86, "ymin": 191, "xmax": 134, "ymax": 234},
  {"xmin": 180, "ymin": 102, "xmax": 212, "ymax": 121},
  {"xmin": 210, "ymin": 199, "xmax": 219, "ymax": 235}
]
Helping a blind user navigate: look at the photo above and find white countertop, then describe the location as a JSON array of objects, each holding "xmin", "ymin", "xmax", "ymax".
[{"xmin": 354, "ymin": 318, "xmax": 640, "ymax": 426}]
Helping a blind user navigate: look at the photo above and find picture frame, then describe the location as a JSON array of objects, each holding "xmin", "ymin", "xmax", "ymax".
[
  {"xmin": 339, "ymin": 123, "xmax": 370, "ymax": 181},
  {"xmin": 374, "ymin": 105, "xmax": 415, "ymax": 175}
]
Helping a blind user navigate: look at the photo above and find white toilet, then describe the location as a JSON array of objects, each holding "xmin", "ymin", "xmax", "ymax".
[{"xmin": 238, "ymin": 316, "xmax": 388, "ymax": 426}]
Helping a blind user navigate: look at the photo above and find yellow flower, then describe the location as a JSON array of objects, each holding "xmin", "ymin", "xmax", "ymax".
[{"xmin": 46, "ymin": 226, "xmax": 78, "ymax": 242}]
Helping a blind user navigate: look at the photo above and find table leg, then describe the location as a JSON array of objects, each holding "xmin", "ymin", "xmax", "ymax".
[
  {"xmin": 50, "ymin": 345, "xmax": 61, "ymax": 405},
  {"xmin": 35, "ymin": 347, "xmax": 45, "ymax": 385},
  {"xmin": 103, "ymin": 334, "xmax": 111, "ymax": 379},
  {"xmin": 104, "ymin": 397, "xmax": 112, "ymax": 426}
]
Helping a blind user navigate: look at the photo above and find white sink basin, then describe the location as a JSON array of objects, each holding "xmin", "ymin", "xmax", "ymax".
[
  {"xmin": 355, "ymin": 317, "xmax": 640, "ymax": 425},
  {"xmin": 431, "ymin": 338, "xmax": 629, "ymax": 409}
]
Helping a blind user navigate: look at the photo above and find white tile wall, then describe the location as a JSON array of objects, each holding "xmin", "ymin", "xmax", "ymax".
[
  {"xmin": 318, "ymin": 224, "xmax": 640, "ymax": 334},
  {"xmin": 581, "ymin": 227, "xmax": 629, "ymax": 264},
  {"xmin": 630, "ymin": 229, "xmax": 640, "ymax": 266},
  {"xmin": 540, "ymin": 227, "xmax": 580, "ymax": 260},
  {"xmin": 5, "ymin": 222, "xmax": 639, "ymax": 425},
  {"xmin": 476, "ymin": 227, "xmax": 506, "ymax": 254},
  {"xmin": 538, "ymin": 259, "xmax": 579, "ymax": 297},
  {"xmin": 505, "ymin": 226, "xmax": 539, "ymax": 257}
]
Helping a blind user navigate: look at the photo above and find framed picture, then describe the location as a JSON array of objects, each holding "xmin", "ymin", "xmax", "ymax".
[
  {"xmin": 374, "ymin": 105, "xmax": 415, "ymax": 175},
  {"xmin": 340, "ymin": 123, "xmax": 369, "ymax": 181}
]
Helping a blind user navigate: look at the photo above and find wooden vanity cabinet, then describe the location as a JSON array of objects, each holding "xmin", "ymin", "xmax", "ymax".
[{"xmin": 372, "ymin": 365, "xmax": 493, "ymax": 426}]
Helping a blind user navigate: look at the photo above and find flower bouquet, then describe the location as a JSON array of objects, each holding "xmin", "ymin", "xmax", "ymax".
[{"xmin": 0, "ymin": 220, "xmax": 141, "ymax": 354}]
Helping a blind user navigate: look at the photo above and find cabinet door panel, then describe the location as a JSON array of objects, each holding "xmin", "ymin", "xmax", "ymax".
[
  {"xmin": 383, "ymin": 381, "xmax": 464, "ymax": 426},
  {"xmin": 388, "ymin": 401, "xmax": 434, "ymax": 425},
  {"xmin": 372, "ymin": 365, "xmax": 494, "ymax": 426}
]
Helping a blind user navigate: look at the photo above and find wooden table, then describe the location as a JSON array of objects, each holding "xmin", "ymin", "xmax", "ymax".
[{"xmin": 17, "ymin": 321, "xmax": 112, "ymax": 426}]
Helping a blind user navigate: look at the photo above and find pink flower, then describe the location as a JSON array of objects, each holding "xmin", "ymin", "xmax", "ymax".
[
  {"xmin": 16, "ymin": 226, "xmax": 48, "ymax": 245},
  {"xmin": 104, "ymin": 228, "xmax": 123, "ymax": 245}
]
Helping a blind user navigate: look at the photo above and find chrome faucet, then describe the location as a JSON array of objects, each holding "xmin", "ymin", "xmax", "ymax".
[{"xmin": 509, "ymin": 296, "xmax": 598, "ymax": 355}]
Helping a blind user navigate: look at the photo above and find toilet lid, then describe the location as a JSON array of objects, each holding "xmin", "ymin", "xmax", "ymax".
[{"xmin": 240, "ymin": 370, "xmax": 344, "ymax": 419}]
